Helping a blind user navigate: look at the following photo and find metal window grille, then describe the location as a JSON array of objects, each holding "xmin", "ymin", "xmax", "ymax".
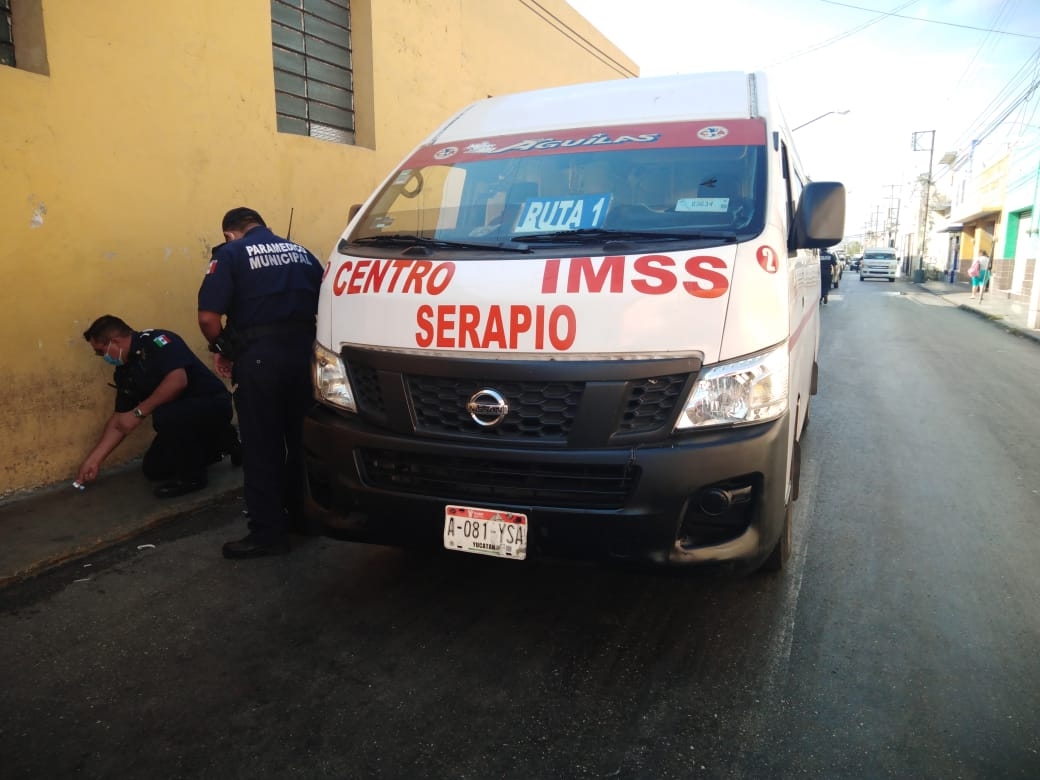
[
  {"xmin": 1, "ymin": 0, "xmax": 15, "ymax": 68},
  {"xmin": 272, "ymin": 0, "xmax": 354, "ymax": 144}
]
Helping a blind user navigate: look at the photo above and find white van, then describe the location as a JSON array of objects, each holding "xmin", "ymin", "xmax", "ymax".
[
  {"xmin": 304, "ymin": 72, "xmax": 845, "ymax": 573},
  {"xmin": 859, "ymin": 247, "xmax": 898, "ymax": 282}
]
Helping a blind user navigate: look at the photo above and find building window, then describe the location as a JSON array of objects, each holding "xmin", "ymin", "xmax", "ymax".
[
  {"xmin": 1, "ymin": 0, "xmax": 15, "ymax": 67},
  {"xmin": 1, "ymin": 1, "xmax": 47, "ymax": 75},
  {"xmin": 272, "ymin": 0, "xmax": 354, "ymax": 144}
]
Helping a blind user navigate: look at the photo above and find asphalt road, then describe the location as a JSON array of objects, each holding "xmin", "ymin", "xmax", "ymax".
[{"xmin": 2, "ymin": 278, "xmax": 1039, "ymax": 779}]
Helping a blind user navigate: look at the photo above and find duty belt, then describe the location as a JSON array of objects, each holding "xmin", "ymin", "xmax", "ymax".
[{"xmin": 238, "ymin": 319, "xmax": 315, "ymax": 340}]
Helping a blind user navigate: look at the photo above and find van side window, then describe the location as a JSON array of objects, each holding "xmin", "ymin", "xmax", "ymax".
[
  {"xmin": 780, "ymin": 140, "xmax": 807, "ymax": 254},
  {"xmin": 780, "ymin": 143, "xmax": 795, "ymax": 252}
]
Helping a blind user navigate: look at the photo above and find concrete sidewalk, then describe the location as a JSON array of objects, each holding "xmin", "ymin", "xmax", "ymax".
[
  {"xmin": 915, "ymin": 277, "xmax": 1040, "ymax": 345},
  {"xmin": 0, "ymin": 459, "xmax": 243, "ymax": 588},
  {"xmin": 1, "ymin": 277, "xmax": 1037, "ymax": 589}
]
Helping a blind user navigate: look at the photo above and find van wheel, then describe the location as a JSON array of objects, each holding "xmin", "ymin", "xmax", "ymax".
[{"xmin": 760, "ymin": 502, "xmax": 792, "ymax": 573}]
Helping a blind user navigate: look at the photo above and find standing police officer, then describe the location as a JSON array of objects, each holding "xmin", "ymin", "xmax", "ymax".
[
  {"xmin": 198, "ymin": 207, "xmax": 324, "ymax": 559},
  {"xmin": 78, "ymin": 315, "xmax": 236, "ymax": 496},
  {"xmin": 820, "ymin": 250, "xmax": 838, "ymax": 305}
]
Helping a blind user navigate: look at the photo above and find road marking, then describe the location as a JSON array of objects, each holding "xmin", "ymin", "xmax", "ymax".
[
  {"xmin": 762, "ymin": 453, "xmax": 819, "ymax": 688},
  {"xmin": 900, "ymin": 292, "xmax": 956, "ymax": 306}
]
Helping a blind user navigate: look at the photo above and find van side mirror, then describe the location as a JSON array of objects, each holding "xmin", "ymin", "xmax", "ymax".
[
  {"xmin": 792, "ymin": 182, "xmax": 845, "ymax": 250},
  {"xmin": 349, "ymin": 203, "xmax": 362, "ymax": 221}
]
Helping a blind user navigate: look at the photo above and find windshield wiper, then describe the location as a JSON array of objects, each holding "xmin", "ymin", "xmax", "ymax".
[
  {"xmin": 345, "ymin": 234, "xmax": 531, "ymax": 253},
  {"xmin": 511, "ymin": 228, "xmax": 738, "ymax": 244}
]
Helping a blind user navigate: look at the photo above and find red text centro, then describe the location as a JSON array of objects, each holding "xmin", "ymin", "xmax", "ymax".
[{"xmin": 416, "ymin": 304, "xmax": 576, "ymax": 350}]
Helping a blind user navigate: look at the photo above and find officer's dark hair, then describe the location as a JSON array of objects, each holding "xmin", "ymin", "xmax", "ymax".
[
  {"xmin": 83, "ymin": 315, "xmax": 132, "ymax": 343},
  {"xmin": 221, "ymin": 207, "xmax": 267, "ymax": 232}
]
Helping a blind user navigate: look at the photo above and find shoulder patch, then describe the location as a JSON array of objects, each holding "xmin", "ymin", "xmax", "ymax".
[{"xmin": 153, "ymin": 334, "xmax": 170, "ymax": 348}]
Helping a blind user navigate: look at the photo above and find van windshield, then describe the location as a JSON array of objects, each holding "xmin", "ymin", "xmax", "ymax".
[{"xmin": 346, "ymin": 119, "xmax": 768, "ymax": 255}]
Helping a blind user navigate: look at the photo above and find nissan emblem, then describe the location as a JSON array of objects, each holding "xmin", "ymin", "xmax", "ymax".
[{"xmin": 467, "ymin": 388, "xmax": 509, "ymax": 427}]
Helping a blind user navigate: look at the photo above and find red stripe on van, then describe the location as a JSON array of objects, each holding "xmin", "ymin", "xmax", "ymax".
[
  {"xmin": 406, "ymin": 119, "xmax": 768, "ymax": 168},
  {"xmin": 788, "ymin": 304, "xmax": 816, "ymax": 352}
]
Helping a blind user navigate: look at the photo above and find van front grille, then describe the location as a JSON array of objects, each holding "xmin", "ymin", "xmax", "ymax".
[{"xmin": 358, "ymin": 448, "xmax": 638, "ymax": 509}]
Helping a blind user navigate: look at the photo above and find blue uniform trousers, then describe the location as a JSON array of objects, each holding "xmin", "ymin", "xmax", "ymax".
[
  {"xmin": 142, "ymin": 395, "xmax": 232, "ymax": 482},
  {"xmin": 233, "ymin": 331, "xmax": 315, "ymax": 543}
]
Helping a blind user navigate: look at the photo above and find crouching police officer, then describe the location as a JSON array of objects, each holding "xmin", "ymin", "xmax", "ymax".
[
  {"xmin": 78, "ymin": 315, "xmax": 239, "ymax": 497},
  {"xmin": 198, "ymin": 207, "xmax": 323, "ymax": 559}
]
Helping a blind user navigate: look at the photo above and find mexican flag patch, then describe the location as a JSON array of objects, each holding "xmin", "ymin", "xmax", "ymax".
[{"xmin": 153, "ymin": 335, "xmax": 170, "ymax": 348}]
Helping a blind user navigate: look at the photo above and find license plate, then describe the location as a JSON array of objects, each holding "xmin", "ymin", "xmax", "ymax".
[{"xmin": 443, "ymin": 505, "xmax": 528, "ymax": 560}]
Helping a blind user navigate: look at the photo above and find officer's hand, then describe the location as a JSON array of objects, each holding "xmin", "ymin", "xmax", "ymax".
[
  {"xmin": 76, "ymin": 459, "xmax": 100, "ymax": 484},
  {"xmin": 213, "ymin": 353, "xmax": 234, "ymax": 379}
]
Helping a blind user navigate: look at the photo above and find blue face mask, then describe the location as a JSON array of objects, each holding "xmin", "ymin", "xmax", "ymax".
[{"xmin": 101, "ymin": 341, "xmax": 125, "ymax": 366}]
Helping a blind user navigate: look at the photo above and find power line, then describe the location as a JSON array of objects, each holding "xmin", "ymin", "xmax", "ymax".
[
  {"xmin": 950, "ymin": 65, "xmax": 1040, "ymax": 156},
  {"xmin": 519, "ymin": 0, "xmax": 638, "ymax": 78},
  {"xmin": 768, "ymin": 0, "xmax": 920, "ymax": 67},
  {"xmin": 820, "ymin": 0, "xmax": 1040, "ymax": 39},
  {"xmin": 943, "ymin": 0, "xmax": 1014, "ymax": 97}
]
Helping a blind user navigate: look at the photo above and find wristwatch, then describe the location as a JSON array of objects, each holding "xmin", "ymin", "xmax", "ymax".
[{"xmin": 132, "ymin": 408, "xmax": 145, "ymax": 419}]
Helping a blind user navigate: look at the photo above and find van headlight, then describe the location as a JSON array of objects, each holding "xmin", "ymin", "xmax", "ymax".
[
  {"xmin": 675, "ymin": 344, "xmax": 788, "ymax": 430},
  {"xmin": 313, "ymin": 342, "xmax": 357, "ymax": 413}
]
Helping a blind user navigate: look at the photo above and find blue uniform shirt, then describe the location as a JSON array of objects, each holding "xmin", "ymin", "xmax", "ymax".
[
  {"xmin": 113, "ymin": 329, "xmax": 230, "ymax": 413},
  {"xmin": 197, "ymin": 226, "xmax": 324, "ymax": 330},
  {"xmin": 820, "ymin": 253, "xmax": 837, "ymax": 279}
]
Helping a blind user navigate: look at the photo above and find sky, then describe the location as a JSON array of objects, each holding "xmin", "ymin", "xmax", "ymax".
[{"xmin": 566, "ymin": 0, "xmax": 1040, "ymax": 242}]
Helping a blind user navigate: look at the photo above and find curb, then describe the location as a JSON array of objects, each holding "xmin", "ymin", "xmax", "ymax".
[
  {"xmin": 914, "ymin": 282, "xmax": 1040, "ymax": 345},
  {"xmin": 953, "ymin": 304, "xmax": 1040, "ymax": 344},
  {"xmin": 0, "ymin": 483, "xmax": 243, "ymax": 590}
]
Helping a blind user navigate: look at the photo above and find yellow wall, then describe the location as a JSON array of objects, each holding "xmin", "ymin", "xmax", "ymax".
[{"xmin": 0, "ymin": 0, "xmax": 636, "ymax": 497}]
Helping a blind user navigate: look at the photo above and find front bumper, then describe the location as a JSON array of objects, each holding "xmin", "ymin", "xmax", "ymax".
[
  {"xmin": 861, "ymin": 265, "xmax": 896, "ymax": 279},
  {"xmin": 302, "ymin": 405, "xmax": 791, "ymax": 569}
]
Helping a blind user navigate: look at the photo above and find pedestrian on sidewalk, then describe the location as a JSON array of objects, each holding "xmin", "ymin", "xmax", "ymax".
[
  {"xmin": 77, "ymin": 315, "xmax": 240, "ymax": 497},
  {"xmin": 198, "ymin": 207, "xmax": 324, "ymax": 560},
  {"xmin": 969, "ymin": 250, "xmax": 991, "ymax": 302}
]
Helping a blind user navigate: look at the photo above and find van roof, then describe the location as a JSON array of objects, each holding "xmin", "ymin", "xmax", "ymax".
[{"xmin": 431, "ymin": 71, "xmax": 777, "ymax": 143}]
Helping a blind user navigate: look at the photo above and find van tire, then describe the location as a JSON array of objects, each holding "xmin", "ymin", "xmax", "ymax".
[{"xmin": 760, "ymin": 501, "xmax": 792, "ymax": 573}]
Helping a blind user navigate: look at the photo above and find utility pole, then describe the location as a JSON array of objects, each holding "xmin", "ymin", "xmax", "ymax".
[
  {"xmin": 883, "ymin": 184, "xmax": 901, "ymax": 249},
  {"xmin": 889, "ymin": 199, "xmax": 901, "ymax": 248},
  {"xmin": 1028, "ymin": 153, "xmax": 1040, "ymax": 328},
  {"xmin": 913, "ymin": 130, "xmax": 936, "ymax": 279}
]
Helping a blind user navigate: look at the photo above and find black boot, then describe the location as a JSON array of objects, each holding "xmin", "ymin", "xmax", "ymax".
[{"xmin": 219, "ymin": 424, "xmax": 243, "ymax": 467}]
